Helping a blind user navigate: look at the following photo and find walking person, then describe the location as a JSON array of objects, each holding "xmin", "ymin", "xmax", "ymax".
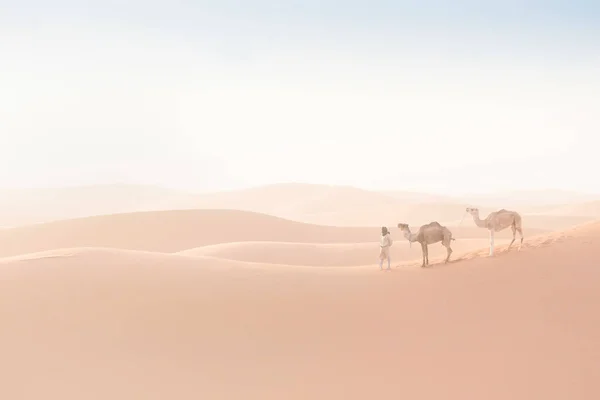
[{"xmin": 379, "ymin": 226, "xmax": 393, "ymax": 271}]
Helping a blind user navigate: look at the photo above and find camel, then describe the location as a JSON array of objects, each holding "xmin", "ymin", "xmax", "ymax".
[
  {"xmin": 465, "ymin": 207, "xmax": 524, "ymax": 256},
  {"xmin": 397, "ymin": 221, "xmax": 455, "ymax": 268}
]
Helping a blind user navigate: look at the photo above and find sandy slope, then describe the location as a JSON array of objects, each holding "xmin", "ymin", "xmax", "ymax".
[
  {"xmin": 0, "ymin": 209, "xmax": 548, "ymax": 259},
  {"xmin": 1, "ymin": 221, "xmax": 600, "ymax": 399}
]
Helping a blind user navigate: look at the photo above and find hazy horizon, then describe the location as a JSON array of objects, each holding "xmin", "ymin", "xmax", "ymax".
[
  {"xmin": 2, "ymin": 1, "xmax": 598, "ymax": 195},
  {"xmin": 2, "ymin": 181, "xmax": 600, "ymax": 200}
]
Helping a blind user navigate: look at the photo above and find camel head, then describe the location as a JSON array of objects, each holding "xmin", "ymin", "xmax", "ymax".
[
  {"xmin": 397, "ymin": 223, "xmax": 410, "ymax": 232},
  {"xmin": 397, "ymin": 223, "xmax": 413, "ymax": 247},
  {"xmin": 466, "ymin": 207, "xmax": 479, "ymax": 216}
]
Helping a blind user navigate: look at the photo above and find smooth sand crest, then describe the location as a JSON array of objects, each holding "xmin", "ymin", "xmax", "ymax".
[
  {"xmin": 1, "ymin": 222, "xmax": 600, "ymax": 399},
  {"xmin": 0, "ymin": 208, "xmax": 549, "ymax": 259},
  {"xmin": 0, "ymin": 209, "xmax": 376, "ymax": 258}
]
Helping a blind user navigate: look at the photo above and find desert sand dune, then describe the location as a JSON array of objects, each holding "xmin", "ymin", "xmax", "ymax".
[
  {"xmin": 0, "ymin": 209, "xmax": 375, "ymax": 257},
  {"xmin": 195, "ymin": 183, "xmax": 597, "ymax": 228},
  {"xmin": 0, "ymin": 182, "xmax": 591, "ymax": 231},
  {"xmin": 0, "ymin": 184, "xmax": 200, "ymax": 227},
  {"xmin": 177, "ymin": 238, "xmax": 511, "ymax": 266},
  {"xmin": 400, "ymin": 219, "xmax": 600, "ymax": 267},
  {"xmin": 194, "ymin": 183, "xmax": 477, "ymax": 226},
  {"xmin": 1, "ymin": 183, "xmax": 420, "ymax": 227},
  {"xmin": 177, "ymin": 241, "xmax": 381, "ymax": 266},
  {"xmin": 0, "ymin": 208, "xmax": 548, "ymax": 259},
  {"xmin": 1, "ymin": 221, "xmax": 599, "ymax": 399},
  {"xmin": 304, "ymin": 201, "xmax": 490, "ymax": 228},
  {"xmin": 377, "ymin": 189, "xmax": 457, "ymax": 203},
  {"xmin": 195, "ymin": 182, "xmax": 400, "ymax": 211}
]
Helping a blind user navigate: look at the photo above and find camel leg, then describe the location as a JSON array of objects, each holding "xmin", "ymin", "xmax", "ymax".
[
  {"xmin": 420, "ymin": 242, "xmax": 427, "ymax": 267},
  {"xmin": 508, "ymin": 225, "xmax": 516, "ymax": 249},
  {"xmin": 443, "ymin": 235, "xmax": 453, "ymax": 263},
  {"xmin": 517, "ymin": 227, "xmax": 524, "ymax": 251},
  {"xmin": 445, "ymin": 244, "xmax": 453, "ymax": 263},
  {"xmin": 489, "ymin": 230, "xmax": 495, "ymax": 256},
  {"xmin": 424, "ymin": 244, "xmax": 429, "ymax": 266}
]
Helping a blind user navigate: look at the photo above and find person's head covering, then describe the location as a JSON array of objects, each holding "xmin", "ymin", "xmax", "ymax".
[{"xmin": 381, "ymin": 226, "xmax": 389, "ymax": 236}]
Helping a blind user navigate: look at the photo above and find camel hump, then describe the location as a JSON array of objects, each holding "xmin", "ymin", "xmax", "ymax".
[
  {"xmin": 497, "ymin": 208, "xmax": 510, "ymax": 213},
  {"xmin": 424, "ymin": 221, "xmax": 443, "ymax": 228}
]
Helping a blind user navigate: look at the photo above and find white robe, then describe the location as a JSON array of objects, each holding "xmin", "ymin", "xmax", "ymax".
[{"xmin": 379, "ymin": 233, "xmax": 393, "ymax": 260}]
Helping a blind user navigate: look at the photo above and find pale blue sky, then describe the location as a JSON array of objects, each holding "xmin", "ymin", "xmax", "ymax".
[{"xmin": 1, "ymin": 1, "xmax": 598, "ymax": 194}]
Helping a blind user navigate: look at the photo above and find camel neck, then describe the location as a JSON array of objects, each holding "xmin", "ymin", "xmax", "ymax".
[
  {"xmin": 403, "ymin": 229, "xmax": 418, "ymax": 242},
  {"xmin": 471, "ymin": 213, "xmax": 487, "ymax": 228}
]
